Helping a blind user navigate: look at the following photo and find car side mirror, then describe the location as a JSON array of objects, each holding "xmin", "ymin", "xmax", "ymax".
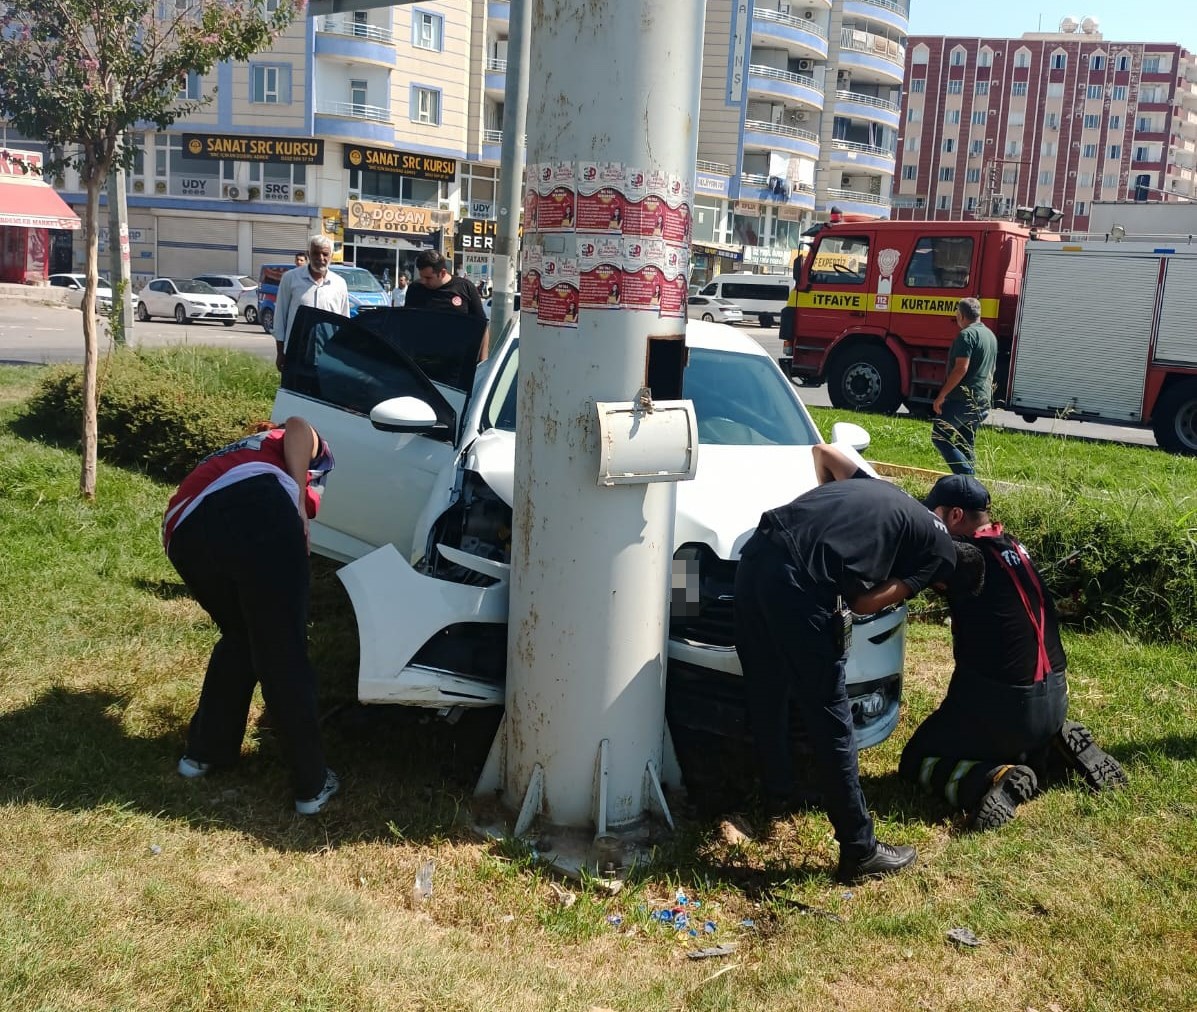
[
  {"xmin": 830, "ymin": 421, "xmax": 871, "ymax": 453},
  {"xmin": 369, "ymin": 395, "xmax": 439, "ymax": 433}
]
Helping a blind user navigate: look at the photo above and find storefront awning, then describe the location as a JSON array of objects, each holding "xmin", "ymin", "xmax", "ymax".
[{"xmin": 0, "ymin": 179, "xmax": 81, "ymax": 230}]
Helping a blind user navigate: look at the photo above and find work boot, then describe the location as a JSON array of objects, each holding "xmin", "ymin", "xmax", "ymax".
[
  {"xmin": 969, "ymin": 764, "xmax": 1038, "ymax": 831},
  {"xmin": 836, "ymin": 840, "xmax": 917, "ymax": 884},
  {"xmin": 1052, "ymin": 721, "xmax": 1128, "ymax": 792}
]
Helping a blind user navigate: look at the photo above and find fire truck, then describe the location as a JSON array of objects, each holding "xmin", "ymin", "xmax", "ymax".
[{"xmin": 779, "ymin": 219, "xmax": 1197, "ymax": 454}]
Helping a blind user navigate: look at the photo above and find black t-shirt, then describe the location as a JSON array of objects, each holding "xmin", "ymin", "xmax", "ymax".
[
  {"xmin": 762, "ymin": 475, "xmax": 955, "ymax": 607},
  {"xmin": 948, "ymin": 526, "xmax": 1067, "ymax": 686},
  {"xmin": 405, "ymin": 275, "xmax": 487, "ymax": 318}
]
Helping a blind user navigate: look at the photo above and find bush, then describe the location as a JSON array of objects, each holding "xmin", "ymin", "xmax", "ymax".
[{"xmin": 18, "ymin": 347, "xmax": 275, "ymax": 484}]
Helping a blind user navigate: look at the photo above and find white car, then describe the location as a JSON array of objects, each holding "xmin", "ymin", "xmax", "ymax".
[
  {"xmin": 48, "ymin": 273, "xmax": 140, "ymax": 315},
  {"xmin": 272, "ymin": 309, "xmax": 906, "ymax": 749},
  {"xmin": 687, "ymin": 294, "xmax": 743, "ymax": 324},
  {"xmin": 193, "ymin": 274, "xmax": 259, "ymax": 323},
  {"xmin": 136, "ymin": 278, "xmax": 237, "ymax": 326}
]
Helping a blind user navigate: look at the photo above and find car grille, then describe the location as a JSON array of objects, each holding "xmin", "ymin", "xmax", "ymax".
[{"xmin": 671, "ymin": 550, "xmax": 737, "ymax": 647}]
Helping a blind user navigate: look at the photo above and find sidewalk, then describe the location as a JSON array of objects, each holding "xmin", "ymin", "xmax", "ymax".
[{"xmin": 0, "ymin": 283, "xmax": 69, "ymax": 307}]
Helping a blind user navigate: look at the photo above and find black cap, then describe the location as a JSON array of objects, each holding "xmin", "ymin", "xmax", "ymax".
[{"xmin": 923, "ymin": 474, "xmax": 991, "ymax": 511}]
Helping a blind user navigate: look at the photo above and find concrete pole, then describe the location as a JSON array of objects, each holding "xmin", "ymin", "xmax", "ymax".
[
  {"xmin": 476, "ymin": 0, "xmax": 705, "ymax": 849},
  {"xmin": 106, "ymin": 148, "xmax": 134, "ymax": 346},
  {"xmin": 489, "ymin": 0, "xmax": 531, "ymax": 342}
]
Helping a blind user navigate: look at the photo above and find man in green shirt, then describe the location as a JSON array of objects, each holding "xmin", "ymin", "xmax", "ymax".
[{"xmin": 932, "ymin": 297, "xmax": 998, "ymax": 475}]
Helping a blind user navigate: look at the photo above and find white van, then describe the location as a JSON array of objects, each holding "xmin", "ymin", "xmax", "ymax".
[{"xmin": 698, "ymin": 272, "xmax": 793, "ymax": 328}]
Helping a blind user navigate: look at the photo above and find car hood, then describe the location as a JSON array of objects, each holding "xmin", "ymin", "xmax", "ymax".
[{"xmin": 466, "ymin": 431, "xmax": 869, "ymax": 561}]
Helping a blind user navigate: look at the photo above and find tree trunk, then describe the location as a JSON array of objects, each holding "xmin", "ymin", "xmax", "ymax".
[{"xmin": 80, "ymin": 174, "xmax": 100, "ymax": 499}]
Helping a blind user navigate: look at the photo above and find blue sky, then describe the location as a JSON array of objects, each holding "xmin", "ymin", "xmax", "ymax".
[{"xmin": 906, "ymin": 1, "xmax": 1196, "ymax": 49}]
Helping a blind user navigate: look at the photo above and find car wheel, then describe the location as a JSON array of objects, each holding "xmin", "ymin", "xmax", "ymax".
[
  {"xmin": 701, "ymin": 312, "xmax": 714, "ymax": 322},
  {"xmin": 759, "ymin": 313, "xmax": 773, "ymax": 329},
  {"xmin": 223, "ymin": 319, "xmax": 235, "ymax": 328},
  {"xmin": 244, "ymin": 305, "xmax": 258, "ymax": 324},
  {"xmin": 827, "ymin": 344, "xmax": 903, "ymax": 414},
  {"xmin": 174, "ymin": 304, "xmax": 187, "ymax": 325},
  {"xmin": 136, "ymin": 302, "xmax": 150, "ymax": 322},
  {"xmin": 1152, "ymin": 379, "xmax": 1197, "ymax": 455},
  {"xmin": 260, "ymin": 307, "xmax": 274, "ymax": 335}
]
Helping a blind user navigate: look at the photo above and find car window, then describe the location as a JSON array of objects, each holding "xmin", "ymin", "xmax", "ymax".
[
  {"xmin": 195, "ymin": 276, "xmax": 224, "ymax": 286},
  {"xmin": 331, "ymin": 266, "xmax": 382, "ymax": 293},
  {"xmin": 700, "ymin": 283, "xmax": 717, "ymax": 296},
  {"xmin": 49, "ymin": 277, "xmax": 67, "ymax": 287},
  {"xmin": 150, "ymin": 280, "xmax": 168, "ymax": 293},
  {"xmin": 237, "ymin": 276, "xmax": 256, "ymax": 287},
  {"xmin": 177, "ymin": 280, "xmax": 217, "ymax": 295},
  {"xmin": 809, "ymin": 237, "xmax": 870, "ymax": 285},
  {"xmin": 687, "ymin": 296, "xmax": 704, "ymax": 305},
  {"xmin": 904, "ymin": 236, "xmax": 974, "ymax": 289}
]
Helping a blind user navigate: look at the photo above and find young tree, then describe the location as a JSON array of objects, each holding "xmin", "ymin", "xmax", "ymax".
[{"xmin": 0, "ymin": 0, "xmax": 300, "ymax": 498}]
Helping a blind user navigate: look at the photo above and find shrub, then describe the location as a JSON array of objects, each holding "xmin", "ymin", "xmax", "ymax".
[{"xmin": 18, "ymin": 347, "xmax": 275, "ymax": 483}]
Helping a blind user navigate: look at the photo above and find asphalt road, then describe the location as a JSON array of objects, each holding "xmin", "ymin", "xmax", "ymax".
[{"xmin": 0, "ymin": 300, "xmax": 1158, "ymax": 449}]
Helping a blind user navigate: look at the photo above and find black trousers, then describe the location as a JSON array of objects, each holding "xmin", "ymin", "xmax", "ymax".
[
  {"xmin": 733, "ymin": 530, "xmax": 877, "ymax": 860},
  {"xmin": 899, "ymin": 668, "xmax": 1068, "ymax": 810},
  {"xmin": 167, "ymin": 475, "xmax": 327, "ymax": 799}
]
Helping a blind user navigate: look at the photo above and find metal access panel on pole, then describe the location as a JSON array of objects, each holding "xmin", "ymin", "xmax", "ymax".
[{"xmin": 475, "ymin": 0, "xmax": 706, "ymax": 874}]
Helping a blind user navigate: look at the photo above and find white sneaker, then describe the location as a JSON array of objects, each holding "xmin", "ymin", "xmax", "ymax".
[
  {"xmin": 295, "ymin": 769, "xmax": 339, "ymax": 815},
  {"xmin": 178, "ymin": 756, "xmax": 213, "ymax": 779}
]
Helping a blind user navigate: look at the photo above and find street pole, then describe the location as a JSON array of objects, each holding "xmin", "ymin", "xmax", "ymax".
[
  {"xmin": 106, "ymin": 138, "xmax": 134, "ymax": 346},
  {"xmin": 475, "ymin": 0, "xmax": 705, "ymax": 871},
  {"xmin": 489, "ymin": 0, "xmax": 531, "ymax": 342}
]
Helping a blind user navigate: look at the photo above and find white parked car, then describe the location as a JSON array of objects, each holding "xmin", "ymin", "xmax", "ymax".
[
  {"xmin": 48, "ymin": 273, "xmax": 140, "ymax": 315},
  {"xmin": 136, "ymin": 278, "xmax": 237, "ymax": 326},
  {"xmin": 272, "ymin": 309, "xmax": 906, "ymax": 749},
  {"xmin": 687, "ymin": 294, "xmax": 743, "ymax": 324},
  {"xmin": 193, "ymin": 273, "xmax": 259, "ymax": 323}
]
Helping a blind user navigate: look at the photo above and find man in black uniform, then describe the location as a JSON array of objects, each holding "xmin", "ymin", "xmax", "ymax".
[
  {"xmin": 734, "ymin": 444, "xmax": 984, "ymax": 883},
  {"xmin": 406, "ymin": 250, "xmax": 491, "ymax": 360},
  {"xmin": 900, "ymin": 475, "xmax": 1127, "ymax": 830}
]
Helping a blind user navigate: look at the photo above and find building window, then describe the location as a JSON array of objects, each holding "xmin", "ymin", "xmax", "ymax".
[
  {"xmin": 1006, "ymin": 140, "xmax": 1020, "ymax": 156},
  {"xmin": 978, "ymin": 48, "xmax": 993, "ymax": 68},
  {"xmin": 350, "ymin": 79, "xmax": 368, "ymax": 111},
  {"xmin": 1116, "ymin": 53, "xmax": 1131, "ymax": 71},
  {"xmin": 250, "ymin": 64, "xmax": 285, "ymax": 104},
  {"xmin": 902, "ymin": 165, "xmax": 917, "ymax": 180},
  {"xmin": 912, "ymin": 43, "xmax": 929, "ymax": 64},
  {"xmin": 1042, "ymin": 141, "xmax": 1057, "ymax": 156},
  {"xmin": 975, "ymin": 80, "xmax": 989, "ymax": 96},
  {"xmin": 911, "ymin": 78, "xmax": 925, "ymax": 93},
  {"xmin": 1109, "ymin": 144, "xmax": 1121, "ymax": 159},
  {"xmin": 1039, "ymin": 170, "xmax": 1053, "ymax": 185},
  {"xmin": 410, "ymin": 85, "xmax": 442, "ymax": 125},
  {"xmin": 946, "ymin": 109, "xmax": 960, "ymax": 125},
  {"xmin": 1090, "ymin": 55, "xmax": 1105, "ymax": 70},
  {"xmin": 966, "ymin": 167, "xmax": 981, "ymax": 182},
  {"xmin": 1087, "ymin": 84, "xmax": 1103, "ymax": 99},
  {"xmin": 1135, "ymin": 146, "xmax": 1150, "ymax": 161},
  {"xmin": 1083, "ymin": 114, "xmax": 1100, "ymax": 129},
  {"xmin": 1110, "ymin": 115, "xmax": 1121, "ymax": 129},
  {"xmin": 1050, "ymin": 52, "xmax": 1067, "ymax": 70},
  {"xmin": 943, "ymin": 138, "xmax": 955, "ymax": 153},
  {"xmin": 1142, "ymin": 56, "xmax": 1162, "ymax": 74},
  {"xmin": 1011, "ymin": 81, "xmax": 1027, "ymax": 96},
  {"xmin": 1014, "ymin": 48, "xmax": 1031, "ymax": 69},
  {"xmin": 1008, "ymin": 110, "xmax": 1025, "ymax": 126},
  {"xmin": 1075, "ymin": 201, "xmax": 1087, "ymax": 215},
  {"xmin": 972, "ymin": 110, "xmax": 987, "ymax": 125},
  {"xmin": 969, "ymin": 139, "xmax": 983, "ymax": 155},
  {"xmin": 938, "ymin": 167, "xmax": 955, "ymax": 181},
  {"xmin": 1083, "ymin": 143, "xmax": 1098, "ymax": 158},
  {"xmin": 1112, "ymin": 85, "xmax": 1128, "ymax": 101},
  {"xmin": 411, "ymin": 10, "xmax": 444, "ymax": 51},
  {"xmin": 1078, "ymin": 172, "xmax": 1093, "ymax": 186},
  {"xmin": 1046, "ymin": 82, "xmax": 1064, "ymax": 98},
  {"xmin": 950, "ymin": 47, "xmax": 966, "ymax": 67},
  {"xmin": 904, "ymin": 135, "xmax": 920, "ymax": 152},
  {"xmin": 1003, "ymin": 167, "xmax": 1017, "ymax": 184},
  {"xmin": 966, "ymin": 196, "xmax": 977, "ymax": 212},
  {"xmin": 1046, "ymin": 112, "xmax": 1059, "ymax": 129},
  {"xmin": 907, "ymin": 106, "xmax": 921, "ymax": 122},
  {"xmin": 1137, "ymin": 116, "xmax": 1155, "ymax": 132},
  {"xmin": 936, "ymin": 195, "xmax": 951, "ymax": 210},
  {"xmin": 178, "ymin": 71, "xmax": 200, "ymax": 102},
  {"xmin": 948, "ymin": 79, "xmax": 963, "ymax": 94},
  {"xmin": 1103, "ymin": 173, "xmax": 1119, "ymax": 188}
]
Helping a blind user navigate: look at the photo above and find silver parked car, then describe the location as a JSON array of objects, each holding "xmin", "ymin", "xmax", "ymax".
[
  {"xmin": 687, "ymin": 294, "xmax": 743, "ymax": 324},
  {"xmin": 48, "ymin": 273, "xmax": 140, "ymax": 315},
  {"xmin": 136, "ymin": 278, "xmax": 237, "ymax": 326}
]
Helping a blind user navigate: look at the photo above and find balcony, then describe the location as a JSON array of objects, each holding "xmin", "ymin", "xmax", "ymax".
[
  {"xmin": 317, "ymin": 100, "xmax": 389, "ymax": 123},
  {"xmin": 789, "ymin": 181, "xmax": 817, "ymax": 211},
  {"xmin": 697, "ymin": 159, "xmax": 733, "ymax": 175},
  {"xmin": 751, "ymin": 8, "xmax": 829, "ymax": 61},
  {"xmin": 483, "ymin": 128, "xmax": 503, "ymax": 144},
  {"xmin": 834, "ymin": 89, "xmax": 901, "ymax": 129},
  {"xmin": 747, "ymin": 64, "xmax": 825, "ymax": 110},
  {"xmin": 317, "ymin": 15, "xmax": 394, "ymax": 44},
  {"xmin": 843, "ymin": 0, "xmax": 910, "ymax": 34},
  {"xmin": 314, "ymin": 17, "xmax": 396, "ymax": 67},
  {"xmin": 743, "ymin": 118, "xmax": 820, "ymax": 159},
  {"xmin": 488, "ymin": 1, "xmax": 509, "ymax": 28},
  {"xmin": 485, "ymin": 57, "xmax": 507, "ymax": 97},
  {"xmin": 314, "ymin": 100, "xmax": 394, "ymax": 144},
  {"xmin": 739, "ymin": 175, "xmax": 816, "ymax": 211},
  {"xmin": 837, "ymin": 28, "xmax": 905, "ymax": 83},
  {"xmin": 828, "ymin": 138, "xmax": 897, "ymax": 173},
  {"xmin": 821, "ymin": 186, "xmax": 890, "ymax": 217}
]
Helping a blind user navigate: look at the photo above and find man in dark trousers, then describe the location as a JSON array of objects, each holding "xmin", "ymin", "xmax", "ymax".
[
  {"xmin": 931, "ymin": 297, "xmax": 997, "ymax": 476},
  {"xmin": 164, "ymin": 417, "xmax": 340, "ymax": 816},
  {"xmin": 406, "ymin": 249, "xmax": 491, "ymax": 360},
  {"xmin": 734, "ymin": 444, "xmax": 984, "ymax": 883},
  {"xmin": 900, "ymin": 475, "xmax": 1127, "ymax": 830}
]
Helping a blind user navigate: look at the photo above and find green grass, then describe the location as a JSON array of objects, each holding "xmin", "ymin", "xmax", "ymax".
[{"xmin": 1, "ymin": 365, "xmax": 1195, "ymax": 1010}]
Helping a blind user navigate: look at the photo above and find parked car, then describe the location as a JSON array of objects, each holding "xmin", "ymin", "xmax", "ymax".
[
  {"xmin": 256, "ymin": 262, "xmax": 388, "ymax": 335},
  {"xmin": 48, "ymin": 273, "xmax": 140, "ymax": 315},
  {"xmin": 272, "ymin": 309, "xmax": 906, "ymax": 750},
  {"xmin": 687, "ymin": 294, "xmax": 743, "ymax": 324},
  {"xmin": 698, "ymin": 272, "xmax": 792, "ymax": 328},
  {"xmin": 136, "ymin": 278, "xmax": 237, "ymax": 326},
  {"xmin": 193, "ymin": 273, "xmax": 259, "ymax": 323}
]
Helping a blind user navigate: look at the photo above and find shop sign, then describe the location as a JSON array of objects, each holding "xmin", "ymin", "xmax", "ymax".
[
  {"xmin": 262, "ymin": 182, "xmax": 291, "ymax": 201},
  {"xmin": 342, "ymin": 144, "xmax": 456, "ymax": 182},
  {"xmin": 734, "ymin": 199, "xmax": 763, "ymax": 216},
  {"xmin": 694, "ymin": 173, "xmax": 728, "ymax": 197},
  {"xmin": 470, "ymin": 199, "xmax": 494, "ymax": 218},
  {"xmin": 454, "ymin": 217, "xmax": 497, "ymax": 253},
  {"xmin": 182, "ymin": 133, "xmax": 324, "ymax": 165},
  {"xmin": 347, "ymin": 199, "xmax": 440, "ymax": 235},
  {"xmin": 776, "ymin": 204, "xmax": 805, "ymax": 221}
]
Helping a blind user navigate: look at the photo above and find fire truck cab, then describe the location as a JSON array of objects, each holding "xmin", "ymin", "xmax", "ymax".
[{"xmin": 781, "ymin": 219, "xmax": 1031, "ymax": 414}]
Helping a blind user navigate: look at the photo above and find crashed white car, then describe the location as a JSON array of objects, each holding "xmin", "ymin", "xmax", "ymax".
[{"xmin": 273, "ymin": 308, "xmax": 906, "ymax": 749}]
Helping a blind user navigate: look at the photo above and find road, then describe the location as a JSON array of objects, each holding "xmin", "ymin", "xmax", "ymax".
[{"xmin": 0, "ymin": 301, "xmax": 1158, "ymax": 449}]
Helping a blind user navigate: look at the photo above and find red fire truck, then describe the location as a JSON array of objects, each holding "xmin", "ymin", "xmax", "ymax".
[{"xmin": 779, "ymin": 219, "xmax": 1197, "ymax": 454}]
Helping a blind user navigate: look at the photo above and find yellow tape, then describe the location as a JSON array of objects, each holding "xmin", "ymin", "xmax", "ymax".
[{"xmin": 792, "ymin": 291, "xmax": 1001, "ymax": 317}]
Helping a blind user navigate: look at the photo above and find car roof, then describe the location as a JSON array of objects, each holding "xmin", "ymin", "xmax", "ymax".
[{"xmin": 684, "ymin": 318, "xmax": 768, "ymax": 358}]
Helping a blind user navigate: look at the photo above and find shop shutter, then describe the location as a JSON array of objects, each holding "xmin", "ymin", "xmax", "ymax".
[
  {"xmin": 157, "ymin": 216, "xmax": 237, "ymax": 278},
  {"xmin": 252, "ymin": 221, "xmax": 313, "ymax": 273}
]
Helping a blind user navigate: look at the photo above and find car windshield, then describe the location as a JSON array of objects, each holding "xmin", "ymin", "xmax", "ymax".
[
  {"xmin": 487, "ymin": 342, "xmax": 819, "ymax": 446},
  {"xmin": 236, "ymin": 276, "xmax": 256, "ymax": 287},
  {"xmin": 176, "ymin": 280, "xmax": 217, "ymax": 295},
  {"xmin": 332, "ymin": 267, "xmax": 383, "ymax": 293}
]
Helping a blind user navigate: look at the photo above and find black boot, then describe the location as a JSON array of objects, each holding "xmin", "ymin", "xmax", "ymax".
[
  {"xmin": 836, "ymin": 840, "xmax": 917, "ymax": 884},
  {"xmin": 1053, "ymin": 721, "xmax": 1128, "ymax": 792},
  {"xmin": 968, "ymin": 764, "xmax": 1038, "ymax": 831}
]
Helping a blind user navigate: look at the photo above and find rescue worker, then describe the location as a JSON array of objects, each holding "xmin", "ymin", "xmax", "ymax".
[
  {"xmin": 900, "ymin": 475, "xmax": 1128, "ymax": 830},
  {"xmin": 734, "ymin": 444, "xmax": 985, "ymax": 883},
  {"xmin": 931, "ymin": 297, "xmax": 998, "ymax": 476}
]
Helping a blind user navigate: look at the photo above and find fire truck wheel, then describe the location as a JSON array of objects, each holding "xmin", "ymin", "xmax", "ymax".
[
  {"xmin": 828, "ymin": 344, "xmax": 902, "ymax": 415},
  {"xmin": 1152, "ymin": 380, "xmax": 1197, "ymax": 455}
]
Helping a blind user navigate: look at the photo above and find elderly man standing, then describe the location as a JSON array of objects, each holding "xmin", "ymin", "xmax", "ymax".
[
  {"xmin": 931, "ymin": 297, "xmax": 998, "ymax": 476},
  {"xmin": 273, "ymin": 235, "xmax": 350, "ymax": 371}
]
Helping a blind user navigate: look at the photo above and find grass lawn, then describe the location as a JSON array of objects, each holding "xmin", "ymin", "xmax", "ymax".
[{"xmin": 1, "ymin": 362, "xmax": 1194, "ymax": 1011}]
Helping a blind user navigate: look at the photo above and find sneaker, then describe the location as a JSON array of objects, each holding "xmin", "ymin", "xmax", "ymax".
[
  {"xmin": 295, "ymin": 769, "xmax": 339, "ymax": 815},
  {"xmin": 177, "ymin": 755, "xmax": 212, "ymax": 779},
  {"xmin": 969, "ymin": 764, "xmax": 1038, "ymax": 832},
  {"xmin": 1052, "ymin": 721, "xmax": 1128, "ymax": 792},
  {"xmin": 836, "ymin": 840, "xmax": 917, "ymax": 884}
]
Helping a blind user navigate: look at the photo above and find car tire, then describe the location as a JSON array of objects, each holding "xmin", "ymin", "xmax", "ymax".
[
  {"xmin": 701, "ymin": 312, "xmax": 714, "ymax": 322},
  {"xmin": 759, "ymin": 313, "xmax": 773, "ymax": 329},
  {"xmin": 244, "ymin": 305, "xmax": 258, "ymax": 324},
  {"xmin": 223, "ymin": 320, "xmax": 235, "ymax": 328},
  {"xmin": 827, "ymin": 344, "xmax": 903, "ymax": 414},
  {"xmin": 1152, "ymin": 379, "xmax": 1197, "ymax": 455},
  {"xmin": 174, "ymin": 304, "xmax": 187, "ymax": 325},
  {"xmin": 136, "ymin": 302, "xmax": 150, "ymax": 322},
  {"xmin": 260, "ymin": 307, "xmax": 274, "ymax": 335}
]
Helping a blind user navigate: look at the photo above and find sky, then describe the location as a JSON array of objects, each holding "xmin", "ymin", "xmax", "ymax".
[{"xmin": 906, "ymin": 1, "xmax": 1197, "ymax": 50}]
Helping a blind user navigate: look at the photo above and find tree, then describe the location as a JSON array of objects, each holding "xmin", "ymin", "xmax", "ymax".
[{"xmin": 0, "ymin": 0, "xmax": 300, "ymax": 498}]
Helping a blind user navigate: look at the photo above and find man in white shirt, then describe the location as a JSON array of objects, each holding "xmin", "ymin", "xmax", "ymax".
[
  {"xmin": 390, "ymin": 272, "xmax": 409, "ymax": 307},
  {"xmin": 273, "ymin": 235, "xmax": 350, "ymax": 371}
]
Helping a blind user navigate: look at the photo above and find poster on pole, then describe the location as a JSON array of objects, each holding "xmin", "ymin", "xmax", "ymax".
[
  {"xmin": 536, "ymin": 250, "xmax": 580, "ymax": 328},
  {"xmin": 536, "ymin": 160, "xmax": 576, "ymax": 232},
  {"xmin": 522, "ymin": 243, "xmax": 543, "ymax": 316},
  {"xmin": 621, "ymin": 237, "xmax": 666, "ymax": 312},
  {"xmin": 576, "ymin": 161, "xmax": 626, "ymax": 234},
  {"xmin": 659, "ymin": 243, "xmax": 690, "ymax": 319},
  {"xmin": 578, "ymin": 235, "xmax": 623, "ymax": 310}
]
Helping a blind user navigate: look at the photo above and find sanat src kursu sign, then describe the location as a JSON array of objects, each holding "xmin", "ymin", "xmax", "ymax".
[
  {"xmin": 182, "ymin": 133, "xmax": 324, "ymax": 165},
  {"xmin": 343, "ymin": 144, "xmax": 457, "ymax": 182}
]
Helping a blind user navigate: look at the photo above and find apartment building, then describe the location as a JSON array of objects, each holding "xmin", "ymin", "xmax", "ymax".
[
  {"xmin": 893, "ymin": 21, "xmax": 1197, "ymax": 230},
  {"xmin": 8, "ymin": 0, "xmax": 909, "ymax": 285}
]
